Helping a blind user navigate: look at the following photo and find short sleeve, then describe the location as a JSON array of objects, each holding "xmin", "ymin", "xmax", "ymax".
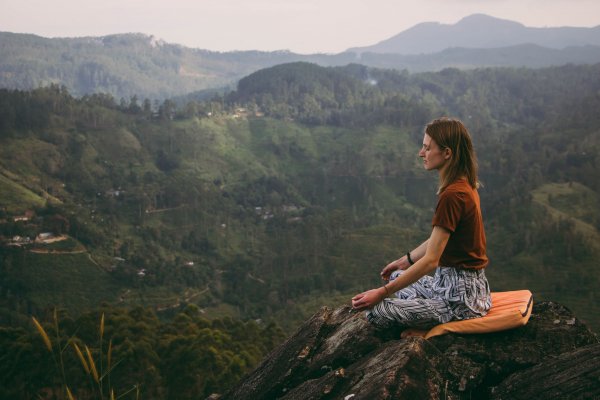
[{"xmin": 432, "ymin": 190, "xmax": 464, "ymax": 233}]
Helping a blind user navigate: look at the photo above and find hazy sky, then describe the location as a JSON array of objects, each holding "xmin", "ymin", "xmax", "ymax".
[{"xmin": 2, "ymin": 0, "xmax": 599, "ymax": 54}]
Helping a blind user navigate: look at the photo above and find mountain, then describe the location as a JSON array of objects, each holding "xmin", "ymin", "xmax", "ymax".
[
  {"xmin": 348, "ymin": 13, "xmax": 600, "ymax": 54},
  {"xmin": 352, "ymin": 43, "xmax": 600, "ymax": 70},
  {"xmin": 3, "ymin": 17, "xmax": 600, "ymax": 100},
  {"xmin": 0, "ymin": 31, "xmax": 308, "ymax": 100}
]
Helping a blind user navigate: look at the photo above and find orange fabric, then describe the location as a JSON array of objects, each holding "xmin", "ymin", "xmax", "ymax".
[{"xmin": 402, "ymin": 290, "xmax": 533, "ymax": 339}]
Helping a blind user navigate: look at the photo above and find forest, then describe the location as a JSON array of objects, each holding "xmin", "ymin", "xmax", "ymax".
[
  {"xmin": 0, "ymin": 61, "xmax": 599, "ymax": 398},
  {"xmin": 3, "ymin": 31, "xmax": 600, "ymax": 101}
]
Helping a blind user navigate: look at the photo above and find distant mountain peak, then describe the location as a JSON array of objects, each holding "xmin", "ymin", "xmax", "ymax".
[
  {"xmin": 148, "ymin": 35, "xmax": 167, "ymax": 48},
  {"xmin": 347, "ymin": 14, "xmax": 600, "ymax": 55},
  {"xmin": 457, "ymin": 13, "xmax": 522, "ymax": 25}
]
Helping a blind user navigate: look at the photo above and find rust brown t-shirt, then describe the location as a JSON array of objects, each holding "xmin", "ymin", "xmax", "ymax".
[{"xmin": 431, "ymin": 179, "xmax": 488, "ymax": 269}]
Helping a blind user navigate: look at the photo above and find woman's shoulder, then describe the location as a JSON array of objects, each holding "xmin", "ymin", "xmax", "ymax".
[
  {"xmin": 443, "ymin": 179, "xmax": 472, "ymax": 194},
  {"xmin": 439, "ymin": 179, "xmax": 477, "ymax": 203}
]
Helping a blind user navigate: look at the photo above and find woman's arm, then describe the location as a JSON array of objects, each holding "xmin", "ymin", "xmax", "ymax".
[
  {"xmin": 380, "ymin": 239, "xmax": 429, "ymax": 280},
  {"xmin": 352, "ymin": 226, "xmax": 450, "ymax": 310}
]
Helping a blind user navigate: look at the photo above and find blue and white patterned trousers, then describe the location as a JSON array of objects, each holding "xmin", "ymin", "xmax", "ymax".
[{"xmin": 366, "ymin": 266, "xmax": 492, "ymax": 329}]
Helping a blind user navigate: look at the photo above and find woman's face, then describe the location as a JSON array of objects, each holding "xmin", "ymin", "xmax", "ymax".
[{"xmin": 419, "ymin": 133, "xmax": 449, "ymax": 171}]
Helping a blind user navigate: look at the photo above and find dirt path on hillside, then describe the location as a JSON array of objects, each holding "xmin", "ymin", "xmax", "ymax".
[{"xmin": 29, "ymin": 248, "xmax": 87, "ymax": 254}]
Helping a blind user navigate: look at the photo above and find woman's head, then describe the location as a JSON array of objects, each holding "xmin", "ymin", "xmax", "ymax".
[{"xmin": 420, "ymin": 117, "xmax": 479, "ymax": 192}]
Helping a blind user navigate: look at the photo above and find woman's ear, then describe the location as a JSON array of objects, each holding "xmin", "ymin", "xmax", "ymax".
[{"xmin": 443, "ymin": 147, "xmax": 452, "ymax": 160}]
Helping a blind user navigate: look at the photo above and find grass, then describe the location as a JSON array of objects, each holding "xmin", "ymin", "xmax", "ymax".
[
  {"xmin": 531, "ymin": 182, "xmax": 600, "ymax": 251},
  {"xmin": 0, "ymin": 138, "xmax": 67, "ymax": 208},
  {"xmin": 9, "ymin": 251, "xmax": 121, "ymax": 314},
  {"xmin": 0, "ymin": 173, "xmax": 46, "ymax": 213},
  {"xmin": 0, "ymin": 138, "xmax": 62, "ymax": 180},
  {"xmin": 119, "ymin": 285, "xmax": 211, "ymax": 309},
  {"xmin": 92, "ymin": 127, "xmax": 142, "ymax": 157},
  {"xmin": 31, "ymin": 310, "xmax": 140, "ymax": 400}
]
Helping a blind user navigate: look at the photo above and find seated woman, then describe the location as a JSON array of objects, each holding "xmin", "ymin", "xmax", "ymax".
[{"xmin": 351, "ymin": 117, "xmax": 491, "ymax": 330}]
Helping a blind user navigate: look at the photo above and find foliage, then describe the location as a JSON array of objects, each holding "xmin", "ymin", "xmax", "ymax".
[
  {"xmin": 0, "ymin": 306, "xmax": 284, "ymax": 399},
  {"xmin": 2, "ymin": 32, "xmax": 600, "ymax": 101},
  {"xmin": 1, "ymin": 61, "xmax": 600, "ymax": 396}
]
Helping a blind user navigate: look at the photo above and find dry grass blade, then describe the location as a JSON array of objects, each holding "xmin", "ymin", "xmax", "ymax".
[
  {"xmin": 72, "ymin": 342, "xmax": 90, "ymax": 374},
  {"xmin": 114, "ymin": 384, "xmax": 139, "ymax": 399},
  {"xmin": 85, "ymin": 345, "xmax": 99, "ymax": 383},
  {"xmin": 32, "ymin": 317, "xmax": 53, "ymax": 353},
  {"xmin": 66, "ymin": 386, "xmax": 76, "ymax": 400},
  {"xmin": 107, "ymin": 339, "xmax": 113, "ymax": 370},
  {"xmin": 111, "ymin": 389, "xmax": 115, "ymax": 400},
  {"xmin": 100, "ymin": 313, "xmax": 105, "ymax": 341}
]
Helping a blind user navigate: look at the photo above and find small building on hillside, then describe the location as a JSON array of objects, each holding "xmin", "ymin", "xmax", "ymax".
[
  {"xmin": 13, "ymin": 210, "xmax": 35, "ymax": 222},
  {"xmin": 36, "ymin": 232, "xmax": 55, "ymax": 241},
  {"xmin": 7, "ymin": 236, "xmax": 32, "ymax": 247}
]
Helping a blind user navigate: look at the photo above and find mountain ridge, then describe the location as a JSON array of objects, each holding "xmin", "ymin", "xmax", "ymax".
[
  {"xmin": 348, "ymin": 13, "xmax": 600, "ymax": 54},
  {"xmin": 3, "ymin": 13, "xmax": 600, "ymax": 100}
]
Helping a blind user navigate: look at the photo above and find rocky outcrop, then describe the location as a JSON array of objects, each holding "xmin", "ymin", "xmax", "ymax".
[{"xmin": 222, "ymin": 301, "xmax": 598, "ymax": 400}]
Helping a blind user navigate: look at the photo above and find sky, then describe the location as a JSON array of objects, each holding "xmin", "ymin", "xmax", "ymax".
[{"xmin": 1, "ymin": 0, "xmax": 599, "ymax": 54}]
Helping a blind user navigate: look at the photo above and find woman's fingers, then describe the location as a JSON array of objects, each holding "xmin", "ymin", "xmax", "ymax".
[
  {"xmin": 352, "ymin": 288, "xmax": 386, "ymax": 310},
  {"xmin": 351, "ymin": 293, "xmax": 364, "ymax": 301},
  {"xmin": 351, "ymin": 293, "xmax": 366, "ymax": 309},
  {"xmin": 352, "ymin": 299, "xmax": 365, "ymax": 309},
  {"xmin": 380, "ymin": 262, "xmax": 398, "ymax": 279}
]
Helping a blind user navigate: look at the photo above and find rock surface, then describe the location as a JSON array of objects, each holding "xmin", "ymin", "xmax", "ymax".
[{"xmin": 222, "ymin": 301, "xmax": 599, "ymax": 400}]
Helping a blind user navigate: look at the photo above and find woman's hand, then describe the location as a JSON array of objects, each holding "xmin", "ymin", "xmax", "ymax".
[
  {"xmin": 351, "ymin": 287, "xmax": 387, "ymax": 310},
  {"xmin": 380, "ymin": 258, "xmax": 408, "ymax": 281}
]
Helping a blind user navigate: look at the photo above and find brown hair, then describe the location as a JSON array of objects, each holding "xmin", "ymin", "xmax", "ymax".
[{"xmin": 425, "ymin": 117, "xmax": 479, "ymax": 193}]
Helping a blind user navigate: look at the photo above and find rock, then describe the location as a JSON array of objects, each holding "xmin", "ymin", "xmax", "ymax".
[
  {"xmin": 221, "ymin": 301, "xmax": 598, "ymax": 400},
  {"xmin": 282, "ymin": 338, "xmax": 445, "ymax": 400},
  {"xmin": 490, "ymin": 342, "xmax": 600, "ymax": 400}
]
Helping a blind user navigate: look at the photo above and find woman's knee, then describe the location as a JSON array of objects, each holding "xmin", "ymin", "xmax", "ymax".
[{"xmin": 365, "ymin": 309, "xmax": 394, "ymax": 328}]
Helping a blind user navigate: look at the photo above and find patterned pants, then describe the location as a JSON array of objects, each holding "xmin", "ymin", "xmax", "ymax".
[{"xmin": 366, "ymin": 266, "xmax": 492, "ymax": 329}]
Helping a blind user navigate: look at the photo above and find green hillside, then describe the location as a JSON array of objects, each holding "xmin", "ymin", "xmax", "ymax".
[
  {"xmin": 1, "ymin": 63, "xmax": 599, "ymax": 327},
  {"xmin": 4, "ymin": 251, "xmax": 119, "ymax": 312},
  {"xmin": 532, "ymin": 182, "xmax": 600, "ymax": 249},
  {"xmin": 0, "ymin": 172, "xmax": 47, "ymax": 213},
  {"xmin": 1, "ymin": 62, "xmax": 600, "ymax": 398}
]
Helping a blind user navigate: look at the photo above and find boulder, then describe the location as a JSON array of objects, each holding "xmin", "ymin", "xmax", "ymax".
[
  {"xmin": 222, "ymin": 301, "xmax": 598, "ymax": 399},
  {"xmin": 490, "ymin": 342, "xmax": 600, "ymax": 400}
]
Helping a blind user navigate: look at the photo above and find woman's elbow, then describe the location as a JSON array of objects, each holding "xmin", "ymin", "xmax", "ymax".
[{"xmin": 419, "ymin": 256, "xmax": 439, "ymax": 273}]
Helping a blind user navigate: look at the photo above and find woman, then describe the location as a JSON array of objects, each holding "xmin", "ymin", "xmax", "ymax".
[{"xmin": 351, "ymin": 117, "xmax": 491, "ymax": 330}]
